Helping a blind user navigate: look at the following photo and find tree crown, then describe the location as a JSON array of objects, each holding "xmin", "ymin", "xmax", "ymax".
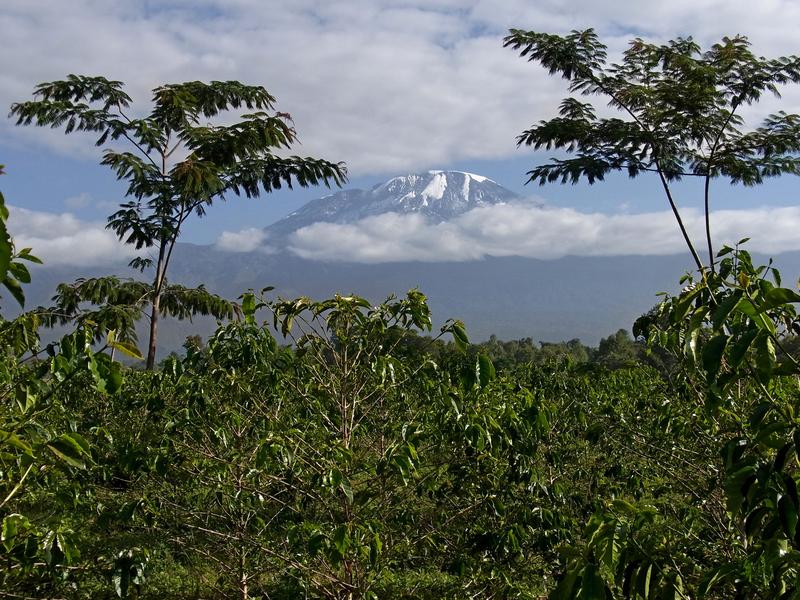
[
  {"xmin": 10, "ymin": 76, "xmax": 347, "ymax": 258},
  {"xmin": 504, "ymin": 29, "xmax": 800, "ymax": 185}
]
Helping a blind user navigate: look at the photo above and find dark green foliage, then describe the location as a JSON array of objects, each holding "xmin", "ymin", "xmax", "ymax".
[
  {"xmin": 0, "ymin": 172, "xmax": 128, "ymax": 597},
  {"xmin": 2, "ymin": 279, "xmax": 746, "ymax": 599},
  {"xmin": 2, "ymin": 27, "xmax": 799, "ymax": 600},
  {"xmin": 0, "ymin": 165, "xmax": 42, "ymax": 312}
]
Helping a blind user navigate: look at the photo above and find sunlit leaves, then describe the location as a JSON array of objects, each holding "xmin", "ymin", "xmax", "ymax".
[{"xmin": 107, "ymin": 330, "xmax": 144, "ymax": 360}]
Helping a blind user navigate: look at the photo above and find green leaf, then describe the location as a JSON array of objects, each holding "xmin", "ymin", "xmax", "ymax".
[
  {"xmin": 16, "ymin": 249, "xmax": 42, "ymax": 264},
  {"xmin": 2, "ymin": 513, "xmax": 31, "ymax": 545},
  {"xmin": 451, "ymin": 320, "xmax": 469, "ymax": 353},
  {"xmin": 729, "ymin": 329, "xmax": 759, "ymax": 367},
  {"xmin": 89, "ymin": 354, "xmax": 124, "ymax": 394},
  {"xmin": 340, "ymin": 475, "xmax": 353, "ymax": 505},
  {"xmin": 698, "ymin": 565, "xmax": 732, "ymax": 597},
  {"xmin": 579, "ymin": 563, "xmax": 606, "ymax": 599},
  {"xmin": 725, "ymin": 465, "xmax": 756, "ymax": 513},
  {"xmin": 0, "ymin": 218, "xmax": 11, "ymax": 283},
  {"xmin": 0, "ymin": 430, "xmax": 33, "ymax": 454},
  {"xmin": 241, "ymin": 292, "xmax": 256, "ymax": 323},
  {"xmin": 332, "ymin": 524, "xmax": 350, "ymax": 556},
  {"xmin": 795, "ymin": 430, "xmax": 800, "ymax": 463},
  {"xmin": 765, "ymin": 287, "xmax": 800, "ymax": 308},
  {"xmin": 552, "ymin": 568, "xmax": 579, "ymax": 600},
  {"xmin": 8, "ymin": 261, "xmax": 30, "ymax": 284},
  {"xmin": 369, "ymin": 532, "xmax": 382, "ymax": 566},
  {"xmin": 56, "ymin": 531, "xmax": 79, "ymax": 564},
  {"xmin": 712, "ymin": 294, "xmax": 742, "ymax": 329},
  {"xmin": 109, "ymin": 338, "xmax": 144, "ymax": 360},
  {"xmin": 3, "ymin": 275, "xmax": 25, "ymax": 308},
  {"xmin": 47, "ymin": 433, "xmax": 91, "ymax": 469},
  {"xmin": 636, "ymin": 563, "xmax": 653, "ymax": 599},
  {"xmin": 476, "ymin": 354, "xmax": 496, "ymax": 389},
  {"xmin": 755, "ymin": 334, "xmax": 776, "ymax": 376},
  {"xmin": 702, "ymin": 334, "xmax": 729, "ymax": 379}
]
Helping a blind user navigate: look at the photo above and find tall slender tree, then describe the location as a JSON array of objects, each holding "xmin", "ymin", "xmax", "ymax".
[
  {"xmin": 11, "ymin": 77, "xmax": 347, "ymax": 368},
  {"xmin": 504, "ymin": 30, "xmax": 800, "ymax": 272}
]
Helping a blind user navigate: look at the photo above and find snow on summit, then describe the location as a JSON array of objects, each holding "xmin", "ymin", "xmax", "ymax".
[
  {"xmin": 428, "ymin": 170, "xmax": 492, "ymax": 183},
  {"xmin": 264, "ymin": 170, "xmax": 522, "ymax": 243},
  {"xmin": 421, "ymin": 171, "xmax": 447, "ymax": 201}
]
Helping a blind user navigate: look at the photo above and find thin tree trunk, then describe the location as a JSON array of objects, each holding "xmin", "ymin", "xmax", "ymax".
[
  {"xmin": 240, "ymin": 549, "xmax": 248, "ymax": 600},
  {"xmin": 144, "ymin": 151, "xmax": 171, "ymax": 371},
  {"xmin": 145, "ymin": 295, "xmax": 160, "ymax": 370},
  {"xmin": 704, "ymin": 175, "xmax": 715, "ymax": 273},
  {"xmin": 657, "ymin": 171, "xmax": 704, "ymax": 272},
  {"xmin": 145, "ymin": 241, "xmax": 167, "ymax": 370}
]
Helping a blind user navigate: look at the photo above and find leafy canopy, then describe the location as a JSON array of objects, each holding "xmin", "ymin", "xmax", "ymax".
[
  {"xmin": 505, "ymin": 29, "xmax": 800, "ymax": 270},
  {"xmin": 504, "ymin": 30, "xmax": 800, "ymax": 186}
]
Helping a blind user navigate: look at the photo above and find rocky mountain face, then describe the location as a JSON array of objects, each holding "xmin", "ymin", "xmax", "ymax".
[{"xmin": 264, "ymin": 170, "xmax": 527, "ymax": 243}]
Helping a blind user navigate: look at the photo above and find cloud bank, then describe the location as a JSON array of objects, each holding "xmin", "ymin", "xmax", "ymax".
[
  {"xmin": 4, "ymin": 1, "xmax": 800, "ymax": 175},
  {"xmin": 8, "ymin": 202, "xmax": 800, "ymax": 267},
  {"xmin": 7, "ymin": 206, "xmax": 137, "ymax": 267},
  {"xmin": 288, "ymin": 205, "xmax": 800, "ymax": 263}
]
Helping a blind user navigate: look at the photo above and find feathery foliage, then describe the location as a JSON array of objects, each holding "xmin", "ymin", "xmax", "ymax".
[
  {"xmin": 11, "ymin": 77, "xmax": 347, "ymax": 367},
  {"xmin": 505, "ymin": 30, "xmax": 800, "ymax": 270}
]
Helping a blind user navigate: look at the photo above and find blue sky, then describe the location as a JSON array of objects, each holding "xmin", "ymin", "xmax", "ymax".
[{"xmin": 2, "ymin": 0, "xmax": 800, "ymax": 264}]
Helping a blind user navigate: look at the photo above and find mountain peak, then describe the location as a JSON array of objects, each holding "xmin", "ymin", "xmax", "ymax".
[
  {"xmin": 379, "ymin": 170, "xmax": 494, "ymax": 194},
  {"xmin": 428, "ymin": 169, "xmax": 492, "ymax": 183},
  {"xmin": 266, "ymin": 170, "xmax": 521, "ymax": 242}
]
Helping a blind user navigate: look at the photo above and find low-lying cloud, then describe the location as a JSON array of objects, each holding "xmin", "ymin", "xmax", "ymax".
[
  {"xmin": 289, "ymin": 204, "xmax": 800, "ymax": 263},
  {"xmin": 7, "ymin": 206, "xmax": 138, "ymax": 267},
  {"xmin": 215, "ymin": 227, "xmax": 268, "ymax": 252},
  {"xmin": 11, "ymin": 203, "xmax": 800, "ymax": 267}
]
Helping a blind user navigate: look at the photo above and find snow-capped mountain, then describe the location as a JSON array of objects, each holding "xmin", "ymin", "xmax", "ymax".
[{"xmin": 265, "ymin": 170, "xmax": 522, "ymax": 240}]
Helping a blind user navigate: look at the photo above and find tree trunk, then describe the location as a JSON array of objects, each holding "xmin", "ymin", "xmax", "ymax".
[
  {"xmin": 145, "ymin": 294, "xmax": 160, "ymax": 370},
  {"xmin": 240, "ymin": 550, "xmax": 248, "ymax": 600},
  {"xmin": 145, "ymin": 241, "xmax": 167, "ymax": 370}
]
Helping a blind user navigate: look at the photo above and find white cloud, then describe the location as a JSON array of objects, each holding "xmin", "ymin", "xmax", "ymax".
[
  {"xmin": 3, "ymin": 1, "xmax": 800, "ymax": 175},
  {"xmin": 63, "ymin": 192, "xmax": 120, "ymax": 212},
  {"xmin": 215, "ymin": 227, "xmax": 268, "ymax": 252},
  {"xmin": 63, "ymin": 192, "xmax": 91, "ymax": 210},
  {"xmin": 6, "ymin": 206, "xmax": 138, "ymax": 267},
  {"xmin": 289, "ymin": 204, "xmax": 800, "ymax": 263}
]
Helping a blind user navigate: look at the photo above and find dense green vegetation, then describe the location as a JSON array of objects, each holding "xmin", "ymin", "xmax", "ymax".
[{"xmin": 2, "ymin": 28, "xmax": 800, "ymax": 600}]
